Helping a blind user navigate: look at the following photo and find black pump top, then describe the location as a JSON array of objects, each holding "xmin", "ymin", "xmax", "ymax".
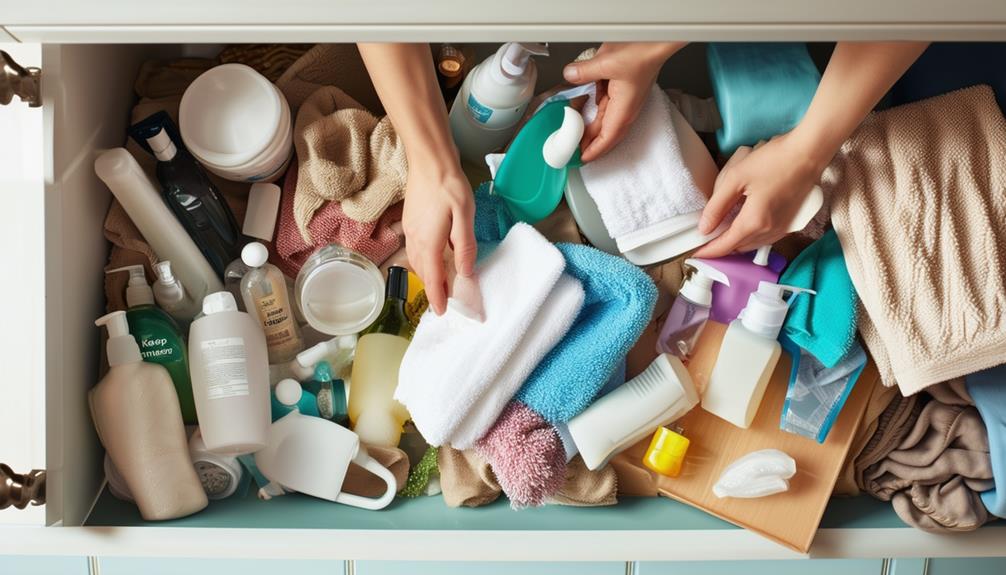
[{"xmin": 386, "ymin": 266, "xmax": 409, "ymax": 301}]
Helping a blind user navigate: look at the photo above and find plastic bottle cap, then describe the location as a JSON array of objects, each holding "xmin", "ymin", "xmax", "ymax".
[
  {"xmin": 153, "ymin": 261, "xmax": 175, "ymax": 284},
  {"xmin": 493, "ymin": 42, "xmax": 548, "ymax": 84},
  {"xmin": 244, "ymin": 183, "xmax": 281, "ymax": 241},
  {"xmin": 106, "ymin": 264, "xmax": 155, "ymax": 307},
  {"xmin": 241, "ymin": 242, "xmax": 269, "ymax": 268},
  {"xmin": 95, "ymin": 311, "xmax": 142, "ymax": 366},
  {"xmin": 202, "ymin": 291, "xmax": 239, "ymax": 315},
  {"xmin": 146, "ymin": 128, "xmax": 178, "ymax": 162},
  {"xmin": 275, "ymin": 379, "xmax": 303, "ymax": 407},
  {"xmin": 739, "ymin": 281, "xmax": 817, "ymax": 339},
  {"xmin": 542, "ymin": 107, "xmax": 584, "ymax": 169},
  {"xmin": 643, "ymin": 426, "xmax": 690, "ymax": 478},
  {"xmin": 679, "ymin": 259, "xmax": 730, "ymax": 307},
  {"xmin": 753, "ymin": 245, "xmax": 772, "ymax": 266},
  {"xmin": 313, "ymin": 361, "xmax": 333, "ymax": 383}
]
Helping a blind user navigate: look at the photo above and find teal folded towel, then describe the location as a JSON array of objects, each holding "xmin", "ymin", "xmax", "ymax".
[
  {"xmin": 708, "ymin": 43, "xmax": 821, "ymax": 154},
  {"xmin": 780, "ymin": 229, "xmax": 859, "ymax": 369}
]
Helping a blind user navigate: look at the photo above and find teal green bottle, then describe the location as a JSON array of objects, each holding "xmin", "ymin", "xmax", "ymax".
[
  {"xmin": 108, "ymin": 264, "xmax": 196, "ymax": 424},
  {"xmin": 302, "ymin": 361, "xmax": 348, "ymax": 426}
]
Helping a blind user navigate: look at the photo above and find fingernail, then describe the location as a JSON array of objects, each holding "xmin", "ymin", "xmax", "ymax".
[{"xmin": 563, "ymin": 65, "xmax": 580, "ymax": 83}]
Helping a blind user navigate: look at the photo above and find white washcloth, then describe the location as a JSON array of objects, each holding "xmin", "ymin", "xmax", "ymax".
[
  {"xmin": 396, "ymin": 224, "xmax": 579, "ymax": 447},
  {"xmin": 579, "ymin": 85, "xmax": 709, "ymax": 253},
  {"xmin": 449, "ymin": 274, "xmax": 584, "ymax": 449}
]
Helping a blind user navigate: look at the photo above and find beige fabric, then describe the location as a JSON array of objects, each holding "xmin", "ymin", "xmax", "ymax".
[
  {"xmin": 825, "ymin": 85, "xmax": 1006, "ymax": 395},
  {"xmin": 134, "ymin": 58, "xmax": 217, "ymax": 100},
  {"xmin": 289, "ymin": 86, "xmax": 407, "ymax": 238},
  {"xmin": 548, "ymin": 456, "xmax": 618, "ymax": 507},
  {"xmin": 342, "ymin": 445, "xmax": 410, "ymax": 497},
  {"xmin": 275, "ymin": 43, "xmax": 383, "ymax": 116},
  {"xmin": 218, "ymin": 44, "xmax": 312, "ymax": 83},
  {"xmin": 438, "ymin": 447, "xmax": 502, "ymax": 508},
  {"xmin": 834, "ymin": 378, "xmax": 899, "ymax": 496}
]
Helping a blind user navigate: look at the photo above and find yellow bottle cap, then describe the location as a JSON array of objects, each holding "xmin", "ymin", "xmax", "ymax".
[{"xmin": 643, "ymin": 427, "xmax": 690, "ymax": 478}]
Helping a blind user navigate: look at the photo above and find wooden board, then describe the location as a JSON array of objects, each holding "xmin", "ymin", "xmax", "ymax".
[{"xmin": 622, "ymin": 321, "xmax": 874, "ymax": 553}]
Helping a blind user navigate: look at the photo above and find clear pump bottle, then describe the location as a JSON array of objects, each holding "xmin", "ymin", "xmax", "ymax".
[{"xmin": 656, "ymin": 259, "xmax": 730, "ymax": 360}]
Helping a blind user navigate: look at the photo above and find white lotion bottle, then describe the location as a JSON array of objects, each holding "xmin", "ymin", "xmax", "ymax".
[
  {"xmin": 568, "ymin": 354, "xmax": 699, "ymax": 471},
  {"xmin": 153, "ymin": 261, "xmax": 201, "ymax": 328},
  {"xmin": 188, "ymin": 292, "xmax": 271, "ymax": 455},
  {"xmin": 449, "ymin": 42, "xmax": 548, "ymax": 165},
  {"xmin": 702, "ymin": 282, "xmax": 815, "ymax": 429},
  {"xmin": 89, "ymin": 311, "xmax": 207, "ymax": 520},
  {"xmin": 94, "ymin": 148, "xmax": 223, "ymax": 304}
]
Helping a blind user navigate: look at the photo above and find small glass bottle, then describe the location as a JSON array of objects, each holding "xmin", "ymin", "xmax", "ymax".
[{"xmin": 240, "ymin": 242, "xmax": 304, "ymax": 364}]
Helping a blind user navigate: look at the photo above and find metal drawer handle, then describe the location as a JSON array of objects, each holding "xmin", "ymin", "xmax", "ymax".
[
  {"xmin": 0, "ymin": 463, "xmax": 45, "ymax": 509},
  {"xmin": 1, "ymin": 50, "xmax": 41, "ymax": 108}
]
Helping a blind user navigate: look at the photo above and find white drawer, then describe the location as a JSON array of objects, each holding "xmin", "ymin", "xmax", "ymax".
[{"xmin": 1, "ymin": 35, "xmax": 1005, "ymax": 561}]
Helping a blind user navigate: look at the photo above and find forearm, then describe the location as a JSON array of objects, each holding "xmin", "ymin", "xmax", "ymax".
[
  {"xmin": 794, "ymin": 41, "xmax": 929, "ymax": 168},
  {"xmin": 358, "ymin": 43, "xmax": 459, "ymax": 170}
]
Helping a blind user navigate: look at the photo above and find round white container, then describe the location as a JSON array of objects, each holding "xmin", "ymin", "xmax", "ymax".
[
  {"xmin": 294, "ymin": 245, "xmax": 386, "ymax": 336},
  {"xmin": 180, "ymin": 64, "xmax": 294, "ymax": 183}
]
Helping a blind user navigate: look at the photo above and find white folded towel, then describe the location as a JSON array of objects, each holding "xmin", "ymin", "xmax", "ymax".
[
  {"xmin": 396, "ymin": 224, "xmax": 582, "ymax": 447},
  {"xmin": 579, "ymin": 85, "xmax": 711, "ymax": 255}
]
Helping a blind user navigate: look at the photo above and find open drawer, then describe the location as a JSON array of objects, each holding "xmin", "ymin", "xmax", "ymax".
[{"xmin": 2, "ymin": 14, "xmax": 1006, "ymax": 560}]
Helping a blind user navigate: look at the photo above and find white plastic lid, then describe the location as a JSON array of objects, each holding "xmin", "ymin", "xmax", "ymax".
[
  {"xmin": 95, "ymin": 311, "xmax": 142, "ymax": 366},
  {"xmin": 679, "ymin": 259, "xmax": 730, "ymax": 306},
  {"xmin": 275, "ymin": 378, "xmax": 303, "ymax": 407},
  {"xmin": 107, "ymin": 265, "xmax": 155, "ymax": 307},
  {"xmin": 146, "ymin": 129, "xmax": 178, "ymax": 162},
  {"xmin": 244, "ymin": 183, "xmax": 281, "ymax": 241},
  {"xmin": 202, "ymin": 291, "xmax": 239, "ymax": 316},
  {"xmin": 493, "ymin": 42, "xmax": 548, "ymax": 83},
  {"xmin": 296, "ymin": 248, "xmax": 385, "ymax": 336},
  {"xmin": 542, "ymin": 107, "xmax": 584, "ymax": 169},
  {"xmin": 739, "ymin": 282, "xmax": 816, "ymax": 339},
  {"xmin": 153, "ymin": 261, "xmax": 176, "ymax": 285},
  {"xmin": 241, "ymin": 242, "xmax": 269, "ymax": 268}
]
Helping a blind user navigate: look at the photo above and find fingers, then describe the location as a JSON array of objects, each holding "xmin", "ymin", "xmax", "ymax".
[
  {"xmin": 421, "ymin": 249, "xmax": 448, "ymax": 316},
  {"xmin": 580, "ymin": 90, "xmax": 637, "ymax": 163},
  {"xmin": 693, "ymin": 206, "xmax": 763, "ymax": 259},
  {"xmin": 580, "ymin": 90, "xmax": 608, "ymax": 154},
  {"xmin": 698, "ymin": 146, "xmax": 752, "ymax": 234},
  {"xmin": 450, "ymin": 203, "xmax": 477, "ymax": 278},
  {"xmin": 563, "ymin": 53, "xmax": 611, "ymax": 85}
]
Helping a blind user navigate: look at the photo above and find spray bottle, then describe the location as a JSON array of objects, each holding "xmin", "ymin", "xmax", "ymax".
[
  {"xmin": 153, "ymin": 261, "xmax": 201, "ymax": 329},
  {"xmin": 656, "ymin": 259, "xmax": 730, "ymax": 360}
]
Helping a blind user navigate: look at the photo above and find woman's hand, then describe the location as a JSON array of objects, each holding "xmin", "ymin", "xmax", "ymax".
[
  {"xmin": 693, "ymin": 131, "xmax": 827, "ymax": 258},
  {"xmin": 402, "ymin": 158, "xmax": 476, "ymax": 315},
  {"xmin": 563, "ymin": 42, "xmax": 686, "ymax": 162}
]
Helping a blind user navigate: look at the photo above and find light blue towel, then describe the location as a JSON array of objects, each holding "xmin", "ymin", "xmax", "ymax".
[
  {"xmin": 780, "ymin": 229, "xmax": 859, "ymax": 369},
  {"xmin": 517, "ymin": 243, "xmax": 657, "ymax": 424},
  {"xmin": 965, "ymin": 365, "xmax": 1006, "ymax": 518},
  {"xmin": 708, "ymin": 43, "xmax": 821, "ymax": 155}
]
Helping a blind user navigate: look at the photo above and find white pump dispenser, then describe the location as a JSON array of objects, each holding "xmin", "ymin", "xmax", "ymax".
[
  {"xmin": 449, "ymin": 42, "xmax": 549, "ymax": 164},
  {"xmin": 542, "ymin": 107, "xmax": 585, "ymax": 169},
  {"xmin": 702, "ymin": 281, "xmax": 816, "ymax": 429},
  {"xmin": 96, "ymin": 311, "xmax": 142, "ymax": 367},
  {"xmin": 153, "ymin": 261, "xmax": 201, "ymax": 326},
  {"xmin": 656, "ymin": 259, "xmax": 730, "ymax": 359},
  {"xmin": 107, "ymin": 265, "xmax": 154, "ymax": 307}
]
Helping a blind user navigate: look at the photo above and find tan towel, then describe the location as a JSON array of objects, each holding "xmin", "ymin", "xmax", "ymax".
[
  {"xmin": 275, "ymin": 44, "xmax": 383, "ymax": 116},
  {"xmin": 218, "ymin": 44, "xmax": 312, "ymax": 83},
  {"xmin": 548, "ymin": 456, "xmax": 618, "ymax": 507},
  {"xmin": 289, "ymin": 86, "xmax": 407, "ymax": 237},
  {"xmin": 834, "ymin": 378, "xmax": 898, "ymax": 496},
  {"xmin": 342, "ymin": 445, "xmax": 410, "ymax": 498},
  {"xmin": 825, "ymin": 85, "xmax": 1006, "ymax": 395}
]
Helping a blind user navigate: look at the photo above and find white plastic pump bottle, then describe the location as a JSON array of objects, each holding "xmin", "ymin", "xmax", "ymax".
[
  {"xmin": 153, "ymin": 261, "xmax": 201, "ymax": 326},
  {"xmin": 449, "ymin": 42, "xmax": 549, "ymax": 165},
  {"xmin": 702, "ymin": 282, "xmax": 815, "ymax": 429}
]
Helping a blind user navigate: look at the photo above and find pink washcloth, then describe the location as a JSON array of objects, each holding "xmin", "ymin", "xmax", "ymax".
[
  {"xmin": 475, "ymin": 402, "xmax": 566, "ymax": 509},
  {"xmin": 274, "ymin": 161, "xmax": 404, "ymax": 278}
]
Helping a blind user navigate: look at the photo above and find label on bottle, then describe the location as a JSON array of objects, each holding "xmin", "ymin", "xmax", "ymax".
[
  {"xmin": 139, "ymin": 335, "xmax": 181, "ymax": 363},
  {"xmin": 466, "ymin": 92, "xmax": 528, "ymax": 130},
  {"xmin": 467, "ymin": 92, "xmax": 494, "ymax": 124},
  {"xmin": 200, "ymin": 337, "xmax": 249, "ymax": 399},
  {"xmin": 254, "ymin": 294, "xmax": 297, "ymax": 348}
]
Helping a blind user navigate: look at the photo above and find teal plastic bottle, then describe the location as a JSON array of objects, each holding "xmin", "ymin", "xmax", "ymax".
[{"xmin": 107, "ymin": 265, "xmax": 196, "ymax": 424}]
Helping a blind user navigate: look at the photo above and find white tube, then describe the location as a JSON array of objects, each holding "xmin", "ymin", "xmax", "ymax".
[{"xmin": 95, "ymin": 148, "xmax": 223, "ymax": 304}]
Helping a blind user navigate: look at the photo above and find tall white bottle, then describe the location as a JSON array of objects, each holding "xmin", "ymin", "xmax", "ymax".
[
  {"xmin": 188, "ymin": 292, "xmax": 271, "ymax": 455},
  {"xmin": 153, "ymin": 261, "xmax": 202, "ymax": 328},
  {"xmin": 702, "ymin": 282, "xmax": 815, "ymax": 429},
  {"xmin": 94, "ymin": 148, "xmax": 223, "ymax": 304},
  {"xmin": 449, "ymin": 42, "xmax": 548, "ymax": 165}
]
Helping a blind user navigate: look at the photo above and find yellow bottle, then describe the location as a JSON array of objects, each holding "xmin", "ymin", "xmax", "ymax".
[{"xmin": 349, "ymin": 266, "xmax": 412, "ymax": 447}]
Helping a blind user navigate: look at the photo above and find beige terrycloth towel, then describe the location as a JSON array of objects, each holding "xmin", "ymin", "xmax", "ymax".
[
  {"xmin": 275, "ymin": 44, "xmax": 383, "ymax": 116},
  {"xmin": 825, "ymin": 85, "xmax": 1006, "ymax": 395},
  {"xmin": 343, "ymin": 445, "xmax": 410, "ymax": 497},
  {"xmin": 547, "ymin": 456, "xmax": 618, "ymax": 507},
  {"xmin": 288, "ymin": 86, "xmax": 408, "ymax": 238}
]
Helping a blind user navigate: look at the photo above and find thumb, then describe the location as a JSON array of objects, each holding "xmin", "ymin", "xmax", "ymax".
[
  {"xmin": 564, "ymin": 55, "xmax": 610, "ymax": 85},
  {"xmin": 699, "ymin": 147, "xmax": 751, "ymax": 234}
]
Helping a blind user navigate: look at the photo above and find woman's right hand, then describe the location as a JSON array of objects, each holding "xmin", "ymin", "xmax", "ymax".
[{"xmin": 402, "ymin": 156, "xmax": 476, "ymax": 316}]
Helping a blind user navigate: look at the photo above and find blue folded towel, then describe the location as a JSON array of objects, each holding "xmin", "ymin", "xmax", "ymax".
[
  {"xmin": 780, "ymin": 229, "xmax": 859, "ymax": 369},
  {"xmin": 965, "ymin": 365, "xmax": 1006, "ymax": 519},
  {"xmin": 516, "ymin": 243, "xmax": 657, "ymax": 424},
  {"xmin": 708, "ymin": 43, "xmax": 821, "ymax": 155}
]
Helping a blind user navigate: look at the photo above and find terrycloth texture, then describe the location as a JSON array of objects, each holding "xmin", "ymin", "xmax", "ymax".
[
  {"xmin": 218, "ymin": 44, "xmax": 311, "ymax": 82},
  {"xmin": 863, "ymin": 388, "xmax": 994, "ymax": 533},
  {"xmin": 706, "ymin": 42, "xmax": 821, "ymax": 155},
  {"xmin": 272, "ymin": 162, "xmax": 404, "ymax": 278},
  {"xmin": 291, "ymin": 86, "xmax": 407, "ymax": 236},
  {"xmin": 400, "ymin": 446, "xmax": 440, "ymax": 498},
  {"xmin": 780, "ymin": 341, "xmax": 868, "ymax": 443},
  {"xmin": 438, "ymin": 447, "xmax": 502, "ymax": 508},
  {"xmin": 578, "ymin": 85, "xmax": 708, "ymax": 251},
  {"xmin": 396, "ymin": 224, "xmax": 581, "ymax": 447},
  {"xmin": 342, "ymin": 445, "xmax": 410, "ymax": 497},
  {"xmin": 780, "ymin": 230, "xmax": 859, "ymax": 369},
  {"xmin": 966, "ymin": 365, "xmax": 1006, "ymax": 518},
  {"xmin": 517, "ymin": 243, "xmax": 658, "ymax": 424},
  {"xmin": 826, "ymin": 85, "xmax": 1006, "ymax": 395},
  {"xmin": 475, "ymin": 402, "xmax": 567, "ymax": 509},
  {"xmin": 275, "ymin": 43, "xmax": 383, "ymax": 116},
  {"xmin": 548, "ymin": 456, "xmax": 618, "ymax": 507}
]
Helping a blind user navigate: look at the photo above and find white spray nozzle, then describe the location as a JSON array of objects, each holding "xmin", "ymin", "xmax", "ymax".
[
  {"xmin": 739, "ymin": 281, "xmax": 816, "ymax": 339},
  {"xmin": 275, "ymin": 379, "xmax": 303, "ymax": 408},
  {"xmin": 542, "ymin": 106, "xmax": 584, "ymax": 169},
  {"xmin": 679, "ymin": 259, "xmax": 730, "ymax": 307},
  {"xmin": 106, "ymin": 265, "xmax": 154, "ymax": 307},
  {"xmin": 497, "ymin": 42, "xmax": 549, "ymax": 80},
  {"xmin": 146, "ymin": 129, "xmax": 177, "ymax": 162},
  {"xmin": 95, "ymin": 311, "xmax": 142, "ymax": 366},
  {"xmin": 154, "ymin": 261, "xmax": 176, "ymax": 284},
  {"xmin": 107, "ymin": 264, "xmax": 147, "ymax": 286},
  {"xmin": 753, "ymin": 245, "xmax": 772, "ymax": 266}
]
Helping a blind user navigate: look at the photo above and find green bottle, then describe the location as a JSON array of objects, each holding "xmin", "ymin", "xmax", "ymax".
[
  {"xmin": 107, "ymin": 265, "xmax": 196, "ymax": 424},
  {"xmin": 302, "ymin": 361, "xmax": 348, "ymax": 426}
]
